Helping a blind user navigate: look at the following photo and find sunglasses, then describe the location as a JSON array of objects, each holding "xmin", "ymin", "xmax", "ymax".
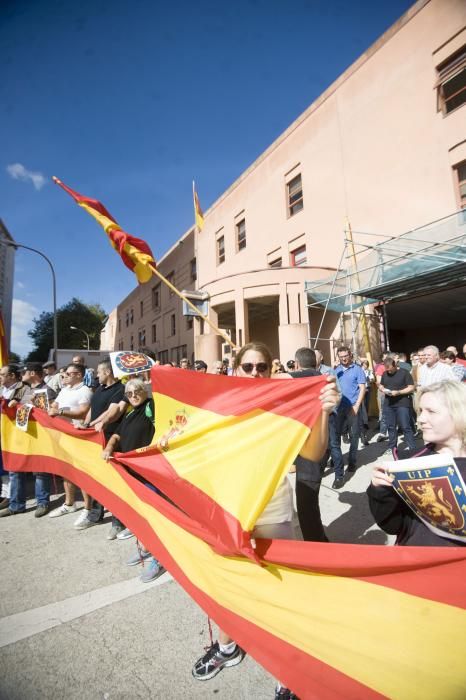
[
  {"xmin": 126, "ymin": 390, "xmax": 143, "ymax": 398},
  {"xmin": 65, "ymin": 371, "xmax": 80, "ymax": 376},
  {"xmin": 240, "ymin": 362, "xmax": 269, "ymax": 374}
]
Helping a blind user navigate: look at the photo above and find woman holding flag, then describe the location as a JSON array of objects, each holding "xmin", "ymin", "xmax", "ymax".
[{"xmin": 192, "ymin": 342, "xmax": 339, "ymax": 700}]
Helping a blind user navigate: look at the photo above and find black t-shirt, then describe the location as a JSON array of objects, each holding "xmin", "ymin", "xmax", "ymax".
[
  {"xmin": 116, "ymin": 398, "xmax": 155, "ymax": 453},
  {"xmin": 381, "ymin": 368, "xmax": 414, "ymax": 407},
  {"xmin": 90, "ymin": 381, "xmax": 126, "ymax": 439},
  {"xmin": 289, "ymin": 368, "xmax": 321, "ymax": 378}
]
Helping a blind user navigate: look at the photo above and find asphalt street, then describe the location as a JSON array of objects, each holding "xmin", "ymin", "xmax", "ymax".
[{"xmin": 0, "ymin": 433, "xmax": 401, "ymax": 700}]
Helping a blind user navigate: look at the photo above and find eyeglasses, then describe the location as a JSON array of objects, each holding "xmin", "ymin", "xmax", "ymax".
[
  {"xmin": 126, "ymin": 390, "xmax": 143, "ymax": 398},
  {"xmin": 240, "ymin": 362, "xmax": 269, "ymax": 374},
  {"xmin": 65, "ymin": 371, "xmax": 80, "ymax": 376}
]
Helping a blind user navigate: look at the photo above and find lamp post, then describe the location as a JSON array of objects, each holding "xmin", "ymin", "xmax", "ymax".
[
  {"xmin": 70, "ymin": 325, "xmax": 90, "ymax": 351},
  {"xmin": 5, "ymin": 241, "xmax": 58, "ymax": 362}
]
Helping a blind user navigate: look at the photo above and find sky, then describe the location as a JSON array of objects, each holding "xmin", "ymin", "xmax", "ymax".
[{"xmin": 2, "ymin": 0, "xmax": 413, "ymax": 356}]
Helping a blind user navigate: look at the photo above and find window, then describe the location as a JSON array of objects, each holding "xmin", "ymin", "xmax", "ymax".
[
  {"xmin": 455, "ymin": 161, "xmax": 466, "ymax": 209},
  {"xmin": 140, "ymin": 300, "xmax": 144, "ymax": 317},
  {"xmin": 269, "ymin": 257, "xmax": 282, "ymax": 268},
  {"xmin": 437, "ymin": 47, "xmax": 466, "ymax": 115},
  {"xmin": 186, "ymin": 317, "xmax": 193, "ymax": 330},
  {"xmin": 170, "ymin": 314, "xmax": 176, "ymax": 336},
  {"xmin": 290, "ymin": 244, "xmax": 307, "ymax": 267},
  {"xmin": 159, "ymin": 350, "xmax": 168, "ymax": 364},
  {"xmin": 130, "ymin": 335, "xmax": 134, "ymax": 351},
  {"xmin": 287, "ymin": 174, "xmax": 303, "ymax": 216},
  {"xmin": 166, "ymin": 272, "xmax": 175, "ymax": 296},
  {"xmin": 217, "ymin": 235, "xmax": 225, "ymax": 265},
  {"xmin": 152, "ymin": 323, "xmax": 157, "ymax": 343},
  {"xmin": 130, "ymin": 308, "xmax": 134, "ymax": 325},
  {"xmin": 125, "ymin": 311, "xmax": 129, "ymax": 327},
  {"xmin": 152, "ymin": 284, "xmax": 161, "ymax": 309},
  {"xmin": 138, "ymin": 328, "xmax": 145, "ymax": 346},
  {"xmin": 236, "ymin": 219, "xmax": 246, "ymax": 251},
  {"xmin": 190, "ymin": 258, "xmax": 197, "ymax": 282},
  {"xmin": 118, "ymin": 318, "xmax": 121, "ymax": 332}
]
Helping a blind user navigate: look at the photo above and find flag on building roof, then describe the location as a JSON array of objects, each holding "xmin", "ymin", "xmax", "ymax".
[
  {"xmin": 2, "ymin": 368, "xmax": 466, "ymax": 699},
  {"xmin": 193, "ymin": 182, "xmax": 205, "ymax": 231},
  {"xmin": 53, "ymin": 177, "xmax": 156, "ymax": 284},
  {"xmin": 0, "ymin": 311, "xmax": 8, "ymax": 366}
]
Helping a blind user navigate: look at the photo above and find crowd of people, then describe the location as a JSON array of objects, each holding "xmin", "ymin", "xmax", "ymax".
[{"xmin": 0, "ymin": 339, "xmax": 465, "ymax": 700}]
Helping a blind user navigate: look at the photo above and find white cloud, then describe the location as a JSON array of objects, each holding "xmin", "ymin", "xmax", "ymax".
[
  {"xmin": 11, "ymin": 298, "xmax": 38, "ymax": 356},
  {"xmin": 15, "ymin": 281, "xmax": 25, "ymax": 289},
  {"xmin": 6, "ymin": 163, "xmax": 47, "ymax": 191}
]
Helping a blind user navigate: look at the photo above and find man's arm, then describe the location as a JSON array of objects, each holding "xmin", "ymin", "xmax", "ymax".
[
  {"xmin": 90, "ymin": 400, "xmax": 127, "ymax": 431},
  {"xmin": 299, "ymin": 377, "xmax": 339, "ymax": 461},
  {"xmin": 352, "ymin": 383, "xmax": 366, "ymax": 414}
]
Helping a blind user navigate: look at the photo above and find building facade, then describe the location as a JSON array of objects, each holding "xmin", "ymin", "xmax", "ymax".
[
  {"xmin": 102, "ymin": 0, "xmax": 466, "ymax": 366},
  {"xmin": 0, "ymin": 220, "xmax": 16, "ymax": 352}
]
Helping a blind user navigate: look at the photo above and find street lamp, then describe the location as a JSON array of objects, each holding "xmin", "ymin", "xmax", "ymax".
[
  {"xmin": 4, "ymin": 241, "xmax": 58, "ymax": 362},
  {"xmin": 70, "ymin": 325, "xmax": 90, "ymax": 351}
]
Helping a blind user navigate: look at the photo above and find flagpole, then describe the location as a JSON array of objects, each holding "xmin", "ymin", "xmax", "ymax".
[{"xmin": 148, "ymin": 263, "xmax": 237, "ymax": 349}]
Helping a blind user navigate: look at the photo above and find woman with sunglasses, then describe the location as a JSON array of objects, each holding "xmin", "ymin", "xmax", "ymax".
[
  {"xmin": 102, "ymin": 378, "xmax": 165, "ymax": 581},
  {"xmin": 192, "ymin": 342, "xmax": 339, "ymax": 699}
]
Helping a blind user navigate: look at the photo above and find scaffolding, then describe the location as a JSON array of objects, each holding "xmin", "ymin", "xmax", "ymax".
[{"xmin": 305, "ymin": 210, "xmax": 466, "ymax": 360}]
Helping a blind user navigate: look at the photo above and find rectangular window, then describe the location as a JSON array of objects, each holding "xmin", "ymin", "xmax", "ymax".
[
  {"xmin": 125, "ymin": 311, "xmax": 129, "ymax": 327},
  {"xmin": 170, "ymin": 314, "xmax": 176, "ymax": 336},
  {"xmin": 236, "ymin": 219, "xmax": 246, "ymax": 251},
  {"xmin": 140, "ymin": 300, "xmax": 144, "ymax": 317},
  {"xmin": 287, "ymin": 174, "xmax": 303, "ymax": 216},
  {"xmin": 190, "ymin": 258, "xmax": 197, "ymax": 282},
  {"xmin": 455, "ymin": 161, "xmax": 466, "ymax": 209},
  {"xmin": 186, "ymin": 317, "xmax": 193, "ymax": 330},
  {"xmin": 152, "ymin": 323, "xmax": 157, "ymax": 343},
  {"xmin": 437, "ymin": 47, "xmax": 466, "ymax": 115},
  {"xmin": 217, "ymin": 235, "xmax": 225, "ymax": 265},
  {"xmin": 130, "ymin": 335, "xmax": 134, "ymax": 351},
  {"xmin": 166, "ymin": 272, "xmax": 175, "ymax": 296},
  {"xmin": 160, "ymin": 350, "xmax": 168, "ymax": 364},
  {"xmin": 152, "ymin": 284, "xmax": 160, "ymax": 309},
  {"xmin": 130, "ymin": 309, "xmax": 134, "ymax": 325},
  {"xmin": 138, "ymin": 328, "xmax": 145, "ymax": 346},
  {"xmin": 290, "ymin": 244, "xmax": 307, "ymax": 267},
  {"xmin": 118, "ymin": 318, "xmax": 121, "ymax": 332},
  {"xmin": 269, "ymin": 257, "xmax": 282, "ymax": 268}
]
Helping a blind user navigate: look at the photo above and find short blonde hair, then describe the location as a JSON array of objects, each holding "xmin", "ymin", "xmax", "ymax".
[
  {"xmin": 125, "ymin": 378, "xmax": 148, "ymax": 397},
  {"xmin": 416, "ymin": 381, "xmax": 466, "ymax": 445}
]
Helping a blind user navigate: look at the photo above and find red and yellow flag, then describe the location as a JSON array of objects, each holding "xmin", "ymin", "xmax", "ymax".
[
  {"xmin": 193, "ymin": 182, "xmax": 204, "ymax": 231},
  {"xmin": 2, "ymin": 368, "xmax": 466, "ymax": 699},
  {"xmin": 53, "ymin": 177, "xmax": 156, "ymax": 284},
  {"xmin": 0, "ymin": 311, "xmax": 8, "ymax": 366}
]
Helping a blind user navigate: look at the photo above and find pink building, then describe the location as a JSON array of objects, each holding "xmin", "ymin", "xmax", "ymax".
[{"xmin": 103, "ymin": 0, "xmax": 466, "ymax": 366}]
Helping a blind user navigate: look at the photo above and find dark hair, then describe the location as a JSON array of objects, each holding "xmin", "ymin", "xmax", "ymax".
[
  {"xmin": 25, "ymin": 362, "xmax": 44, "ymax": 375},
  {"xmin": 337, "ymin": 346, "xmax": 351, "ymax": 355},
  {"xmin": 194, "ymin": 360, "xmax": 208, "ymax": 371},
  {"xmin": 233, "ymin": 342, "xmax": 273, "ymax": 373},
  {"xmin": 4, "ymin": 364, "xmax": 21, "ymax": 380},
  {"xmin": 286, "ymin": 360, "xmax": 295, "ymax": 370},
  {"xmin": 440, "ymin": 350, "xmax": 456, "ymax": 362},
  {"xmin": 384, "ymin": 354, "xmax": 397, "ymax": 367},
  {"xmin": 66, "ymin": 363, "xmax": 85, "ymax": 378},
  {"xmin": 98, "ymin": 358, "xmax": 113, "ymax": 373},
  {"xmin": 138, "ymin": 347, "xmax": 156, "ymax": 361},
  {"xmin": 294, "ymin": 347, "xmax": 316, "ymax": 369}
]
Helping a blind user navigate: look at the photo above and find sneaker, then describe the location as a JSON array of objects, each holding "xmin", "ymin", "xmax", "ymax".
[
  {"xmin": 74, "ymin": 509, "xmax": 90, "ymax": 527},
  {"xmin": 0, "ymin": 497, "xmax": 10, "ymax": 510},
  {"xmin": 140, "ymin": 557, "xmax": 165, "ymax": 583},
  {"xmin": 376, "ymin": 433, "xmax": 388, "ymax": 443},
  {"xmin": 75, "ymin": 516, "xmax": 97, "ymax": 531},
  {"xmin": 0, "ymin": 507, "xmax": 18, "ymax": 518},
  {"xmin": 361, "ymin": 434, "xmax": 370, "ymax": 446},
  {"xmin": 332, "ymin": 477, "xmax": 344, "ymax": 489},
  {"xmin": 192, "ymin": 642, "xmax": 245, "ymax": 681},
  {"xmin": 127, "ymin": 549, "xmax": 152, "ymax": 566},
  {"xmin": 49, "ymin": 503, "xmax": 77, "ymax": 518},
  {"xmin": 275, "ymin": 687, "xmax": 298, "ymax": 699},
  {"xmin": 106, "ymin": 525, "xmax": 124, "ymax": 540},
  {"xmin": 116, "ymin": 527, "xmax": 134, "ymax": 540},
  {"xmin": 35, "ymin": 505, "xmax": 49, "ymax": 518}
]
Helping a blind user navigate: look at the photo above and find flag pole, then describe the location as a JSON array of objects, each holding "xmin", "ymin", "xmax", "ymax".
[{"xmin": 148, "ymin": 263, "xmax": 237, "ymax": 349}]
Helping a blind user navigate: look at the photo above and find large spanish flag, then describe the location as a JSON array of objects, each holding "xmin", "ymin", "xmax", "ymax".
[
  {"xmin": 52, "ymin": 177, "xmax": 156, "ymax": 284},
  {"xmin": 2, "ymin": 368, "xmax": 466, "ymax": 699}
]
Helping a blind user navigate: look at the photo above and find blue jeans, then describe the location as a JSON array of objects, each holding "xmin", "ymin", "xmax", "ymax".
[
  {"xmin": 9, "ymin": 472, "xmax": 51, "ymax": 512},
  {"xmin": 329, "ymin": 405, "xmax": 359, "ymax": 479},
  {"xmin": 384, "ymin": 404, "xmax": 417, "ymax": 451}
]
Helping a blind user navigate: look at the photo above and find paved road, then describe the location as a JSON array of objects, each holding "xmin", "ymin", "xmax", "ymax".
[{"xmin": 0, "ymin": 434, "xmax": 402, "ymax": 699}]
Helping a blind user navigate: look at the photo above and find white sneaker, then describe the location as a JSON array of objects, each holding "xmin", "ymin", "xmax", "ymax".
[
  {"xmin": 75, "ymin": 516, "xmax": 97, "ymax": 530},
  {"xmin": 74, "ymin": 509, "xmax": 90, "ymax": 527},
  {"xmin": 116, "ymin": 527, "xmax": 135, "ymax": 540},
  {"xmin": 49, "ymin": 503, "xmax": 77, "ymax": 518}
]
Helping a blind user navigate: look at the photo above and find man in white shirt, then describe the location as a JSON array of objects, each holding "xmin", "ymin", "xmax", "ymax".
[
  {"xmin": 48, "ymin": 363, "xmax": 92, "ymax": 518},
  {"xmin": 418, "ymin": 345, "xmax": 455, "ymax": 387}
]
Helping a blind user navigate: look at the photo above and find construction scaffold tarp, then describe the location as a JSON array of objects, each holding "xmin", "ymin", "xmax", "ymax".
[{"xmin": 305, "ymin": 210, "xmax": 466, "ymax": 312}]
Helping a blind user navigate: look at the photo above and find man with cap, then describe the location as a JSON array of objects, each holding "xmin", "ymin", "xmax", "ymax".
[
  {"xmin": 43, "ymin": 360, "xmax": 62, "ymax": 394},
  {"xmin": 0, "ymin": 363, "xmax": 57, "ymax": 518}
]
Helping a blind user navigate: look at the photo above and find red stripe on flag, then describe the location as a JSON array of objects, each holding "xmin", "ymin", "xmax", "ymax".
[{"xmin": 151, "ymin": 366, "xmax": 326, "ymax": 425}]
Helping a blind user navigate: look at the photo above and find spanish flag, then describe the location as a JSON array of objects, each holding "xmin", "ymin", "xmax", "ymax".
[
  {"xmin": 0, "ymin": 310, "xmax": 8, "ymax": 366},
  {"xmin": 53, "ymin": 177, "xmax": 156, "ymax": 284},
  {"xmin": 193, "ymin": 181, "xmax": 204, "ymax": 231},
  {"xmin": 2, "ymin": 368, "xmax": 466, "ymax": 699}
]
